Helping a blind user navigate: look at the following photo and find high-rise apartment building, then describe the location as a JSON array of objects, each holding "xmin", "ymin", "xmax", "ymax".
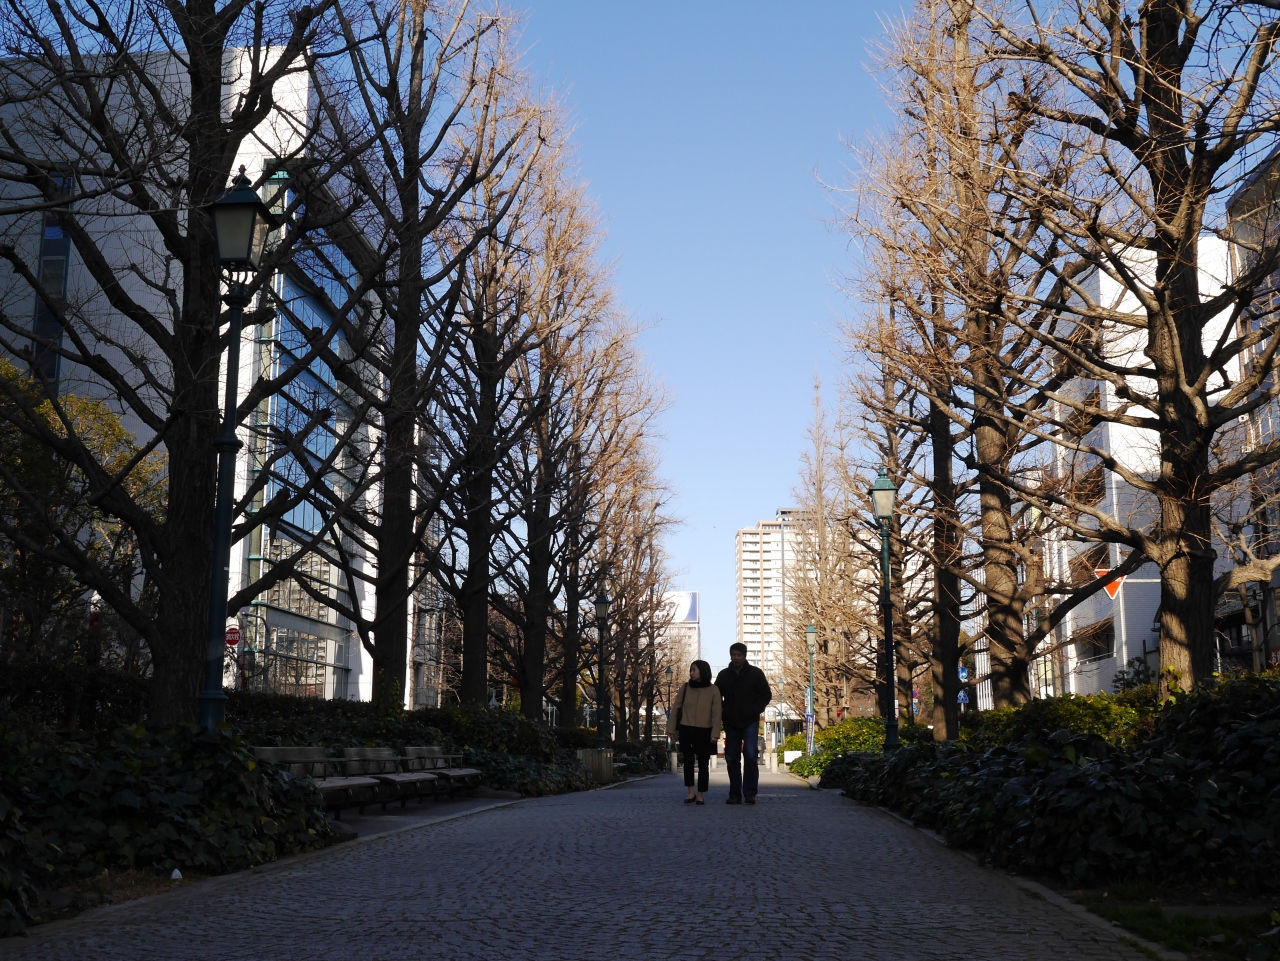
[{"xmin": 735, "ymin": 511, "xmax": 801, "ymax": 688}]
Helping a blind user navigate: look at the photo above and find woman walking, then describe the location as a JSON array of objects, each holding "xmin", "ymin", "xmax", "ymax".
[{"xmin": 667, "ymin": 660, "xmax": 722, "ymax": 805}]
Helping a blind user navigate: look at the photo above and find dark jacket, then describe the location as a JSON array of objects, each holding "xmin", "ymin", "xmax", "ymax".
[{"xmin": 715, "ymin": 663, "xmax": 772, "ymax": 729}]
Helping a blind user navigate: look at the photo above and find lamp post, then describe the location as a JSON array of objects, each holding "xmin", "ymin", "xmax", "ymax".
[
  {"xmin": 594, "ymin": 592, "xmax": 611, "ymax": 750},
  {"xmin": 805, "ymin": 623, "xmax": 817, "ymax": 755},
  {"xmin": 665, "ymin": 664, "xmax": 674, "ymax": 749},
  {"xmin": 197, "ymin": 167, "xmax": 279, "ymax": 732},
  {"xmin": 870, "ymin": 467, "xmax": 900, "ymax": 750}
]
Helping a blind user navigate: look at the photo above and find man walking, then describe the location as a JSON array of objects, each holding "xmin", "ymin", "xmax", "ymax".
[{"xmin": 715, "ymin": 643, "xmax": 772, "ymax": 805}]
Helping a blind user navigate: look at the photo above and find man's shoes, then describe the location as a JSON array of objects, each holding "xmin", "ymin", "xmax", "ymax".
[
  {"xmin": 726, "ymin": 796, "xmax": 742, "ymax": 805},
  {"xmin": 744, "ymin": 795, "xmax": 756, "ymax": 805}
]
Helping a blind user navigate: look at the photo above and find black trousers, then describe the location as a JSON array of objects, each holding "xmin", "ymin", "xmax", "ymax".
[{"xmin": 679, "ymin": 724, "xmax": 712, "ymax": 793}]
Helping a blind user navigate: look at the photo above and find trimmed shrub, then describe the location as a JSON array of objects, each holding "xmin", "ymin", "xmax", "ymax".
[
  {"xmin": 225, "ymin": 692, "xmax": 589, "ymax": 795},
  {"xmin": 784, "ymin": 718, "xmax": 890, "ymax": 776},
  {"xmin": 554, "ymin": 727, "xmax": 598, "ymax": 750},
  {"xmin": 0, "ymin": 721, "xmax": 332, "ymax": 936},
  {"xmin": 463, "ymin": 748, "xmax": 594, "ymax": 796},
  {"xmin": 614, "ymin": 740, "xmax": 669, "ymax": 774},
  {"xmin": 825, "ymin": 675, "xmax": 1280, "ymax": 890},
  {"xmin": 0, "ymin": 662, "xmax": 149, "ymax": 730},
  {"xmin": 958, "ymin": 693, "xmax": 1144, "ymax": 750}
]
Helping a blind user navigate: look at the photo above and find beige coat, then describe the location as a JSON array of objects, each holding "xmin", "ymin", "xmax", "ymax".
[{"xmin": 667, "ymin": 682, "xmax": 722, "ymax": 740}]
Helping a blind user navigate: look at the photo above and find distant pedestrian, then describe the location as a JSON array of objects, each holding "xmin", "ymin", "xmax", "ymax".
[
  {"xmin": 667, "ymin": 659, "xmax": 721, "ymax": 805},
  {"xmin": 715, "ymin": 643, "xmax": 772, "ymax": 805}
]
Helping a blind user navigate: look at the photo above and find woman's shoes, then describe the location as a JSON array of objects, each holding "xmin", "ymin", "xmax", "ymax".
[
  {"xmin": 684, "ymin": 797, "xmax": 696, "ymax": 804},
  {"xmin": 695, "ymin": 798, "xmax": 705, "ymax": 805}
]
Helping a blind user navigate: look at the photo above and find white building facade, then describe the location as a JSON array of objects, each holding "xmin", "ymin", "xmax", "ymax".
[{"xmin": 1044, "ymin": 238, "xmax": 1237, "ymax": 695}]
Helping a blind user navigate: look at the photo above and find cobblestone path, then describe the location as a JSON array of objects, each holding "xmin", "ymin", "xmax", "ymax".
[{"xmin": 1, "ymin": 770, "xmax": 1145, "ymax": 960}]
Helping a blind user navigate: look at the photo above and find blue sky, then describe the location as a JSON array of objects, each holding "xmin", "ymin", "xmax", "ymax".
[{"xmin": 518, "ymin": 2, "xmax": 901, "ymax": 667}]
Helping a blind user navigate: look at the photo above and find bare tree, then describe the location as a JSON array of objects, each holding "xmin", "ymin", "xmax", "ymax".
[
  {"xmin": 292, "ymin": 0, "xmax": 543, "ymax": 709},
  {"xmin": 970, "ymin": 0, "xmax": 1280, "ymax": 689},
  {"xmin": 0, "ymin": 0, "xmax": 334, "ymax": 721}
]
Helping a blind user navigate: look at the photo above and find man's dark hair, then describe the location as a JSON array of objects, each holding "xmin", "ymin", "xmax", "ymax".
[{"xmin": 729, "ymin": 642, "xmax": 747, "ymax": 656}]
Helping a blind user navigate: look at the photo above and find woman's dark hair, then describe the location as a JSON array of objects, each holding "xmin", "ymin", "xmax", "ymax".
[{"xmin": 689, "ymin": 659, "xmax": 714, "ymax": 688}]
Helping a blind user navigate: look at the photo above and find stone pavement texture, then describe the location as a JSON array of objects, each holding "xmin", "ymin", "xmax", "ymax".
[{"xmin": 0, "ymin": 770, "xmax": 1145, "ymax": 961}]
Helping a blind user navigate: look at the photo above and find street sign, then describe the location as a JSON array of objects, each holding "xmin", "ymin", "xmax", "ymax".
[
  {"xmin": 958, "ymin": 666, "xmax": 969, "ymax": 683},
  {"xmin": 1094, "ymin": 568, "xmax": 1125, "ymax": 599},
  {"xmin": 957, "ymin": 690, "xmax": 970, "ymax": 704},
  {"xmin": 225, "ymin": 624, "xmax": 242, "ymax": 647}
]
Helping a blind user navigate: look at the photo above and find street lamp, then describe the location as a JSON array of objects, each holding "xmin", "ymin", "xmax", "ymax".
[
  {"xmin": 870, "ymin": 467, "xmax": 900, "ymax": 750},
  {"xmin": 665, "ymin": 664, "xmax": 674, "ymax": 752},
  {"xmin": 805, "ymin": 623, "xmax": 817, "ymax": 755},
  {"xmin": 197, "ymin": 167, "xmax": 280, "ymax": 732},
  {"xmin": 594, "ymin": 591, "xmax": 611, "ymax": 750}
]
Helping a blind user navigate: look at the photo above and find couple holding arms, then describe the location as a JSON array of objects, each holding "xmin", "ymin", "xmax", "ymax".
[{"xmin": 666, "ymin": 642, "xmax": 772, "ymax": 805}]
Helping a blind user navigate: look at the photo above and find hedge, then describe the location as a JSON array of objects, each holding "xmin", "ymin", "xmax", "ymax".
[
  {"xmin": 821, "ymin": 675, "xmax": 1280, "ymax": 890},
  {"xmin": 0, "ymin": 661, "xmax": 149, "ymax": 730},
  {"xmin": 0, "ymin": 680, "xmax": 601, "ymax": 936},
  {"xmin": 0, "ymin": 722, "xmax": 332, "ymax": 936}
]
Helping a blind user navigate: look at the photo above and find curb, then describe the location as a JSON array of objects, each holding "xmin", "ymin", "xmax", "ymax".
[
  {"xmin": 863, "ymin": 802, "xmax": 1185, "ymax": 961},
  {"xmin": 597, "ymin": 773, "xmax": 659, "ymax": 791}
]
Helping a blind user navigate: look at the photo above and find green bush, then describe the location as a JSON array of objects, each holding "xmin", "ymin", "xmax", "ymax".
[
  {"xmin": 225, "ymin": 692, "xmax": 588, "ymax": 794},
  {"xmin": 614, "ymin": 740, "xmax": 669, "ymax": 774},
  {"xmin": 958, "ymin": 693, "xmax": 1143, "ymax": 750},
  {"xmin": 0, "ymin": 721, "xmax": 332, "ymax": 936},
  {"xmin": 827, "ymin": 675, "xmax": 1280, "ymax": 889},
  {"xmin": 777, "ymin": 731, "xmax": 807, "ymax": 762},
  {"xmin": 226, "ymin": 692, "xmax": 560, "ymax": 759},
  {"xmin": 462, "ymin": 749, "xmax": 594, "ymax": 796},
  {"xmin": 0, "ymin": 661, "xmax": 149, "ymax": 730},
  {"xmin": 554, "ymin": 727, "xmax": 598, "ymax": 750},
  {"xmin": 784, "ymin": 718, "xmax": 889, "ymax": 776}
]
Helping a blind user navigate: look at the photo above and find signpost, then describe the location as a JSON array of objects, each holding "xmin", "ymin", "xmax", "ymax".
[{"xmin": 224, "ymin": 623, "xmax": 242, "ymax": 647}]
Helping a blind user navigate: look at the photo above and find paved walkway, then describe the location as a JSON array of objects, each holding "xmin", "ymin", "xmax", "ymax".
[{"xmin": 1, "ymin": 770, "xmax": 1145, "ymax": 960}]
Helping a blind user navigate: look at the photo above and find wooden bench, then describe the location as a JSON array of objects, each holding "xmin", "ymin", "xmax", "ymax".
[
  {"xmin": 404, "ymin": 746, "xmax": 482, "ymax": 793},
  {"xmin": 252, "ymin": 746, "xmax": 381, "ymax": 818},
  {"xmin": 341, "ymin": 747, "xmax": 438, "ymax": 809}
]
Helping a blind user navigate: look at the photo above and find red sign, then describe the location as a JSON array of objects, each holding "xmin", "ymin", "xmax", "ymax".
[
  {"xmin": 225, "ymin": 625, "xmax": 242, "ymax": 647},
  {"xmin": 1094, "ymin": 569, "xmax": 1125, "ymax": 599}
]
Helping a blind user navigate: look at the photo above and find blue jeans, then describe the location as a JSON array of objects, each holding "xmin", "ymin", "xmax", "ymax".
[{"xmin": 724, "ymin": 722, "xmax": 759, "ymax": 798}]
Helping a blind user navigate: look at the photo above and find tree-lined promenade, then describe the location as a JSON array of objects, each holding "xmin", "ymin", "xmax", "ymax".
[{"xmin": 6, "ymin": 0, "xmax": 1280, "ymax": 952}]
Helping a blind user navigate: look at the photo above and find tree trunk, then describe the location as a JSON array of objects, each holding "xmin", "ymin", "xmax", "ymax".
[
  {"xmin": 518, "ymin": 447, "xmax": 553, "ymax": 722},
  {"xmin": 459, "ymin": 466, "xmax": 493, "ymax": 706},
  {"xmin": 974, "ymin": 397, "xmax": 1028, "ymax": 708},
  {"xmin": 1150, "ymin": 253, "xmax": 1215, "ymax": 690},
  {"xmin": 929, "ymin": 393, "xmax": 962, "ymax": 740},
  {"xmin": 557, "ymin": 551, "xmax": 582, "ymax": 728},
  {"xmin": 459, "ymin": 316, "xmax": 500, "ymax": 707}
]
